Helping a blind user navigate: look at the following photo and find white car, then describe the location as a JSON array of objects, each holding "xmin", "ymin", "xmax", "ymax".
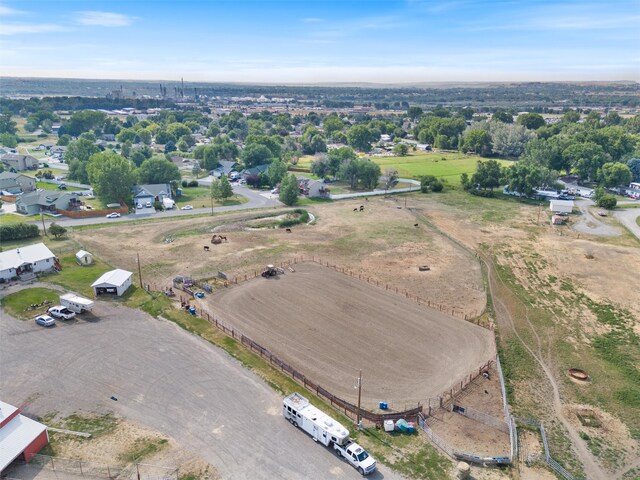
[
  {"xmin": 136, "ymin": 203, "xmax": 143, "ymax": 209},
  {"xmin": 35, "ymin": 315, "xmax": 56, "ymax": 327},
  {"xmin": 47, "ymin": 306, "xmax": 76, "ymax": 320},
  {"xmin": 181, "ymin": 205, "xmax": 193, "ymax": 210},
  {"xmin": 106, "ymin": 212, "xmax": 121, "ymax": 218},
  {"xmin": 145, "ymin": 201, "xmax": 153, "ymax": 208}
]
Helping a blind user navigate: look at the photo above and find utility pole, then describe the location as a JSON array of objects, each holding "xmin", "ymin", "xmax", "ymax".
[
  {"xmin": 136, "ymin": 252, "xmax": 143, "ymax": 288},
  {"xmin": 356, "ymin": 370, "xmax": 362, "ymax": 428},
  {"xmin": 210, "ymin": 193, "xmax": 214, "ymax": 216},
  {"xmin": 537, "ymin": 203, "xmax": 542, "ymax": 225},
  {"xmin": 40, "ymin": 212, "xmax": 47, "ymax": 236}
]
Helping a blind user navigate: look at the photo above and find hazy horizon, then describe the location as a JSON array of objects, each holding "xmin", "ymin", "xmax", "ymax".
[{"xmin": 1, "ymin": 0, "xmax": 639, "ymax": 83}]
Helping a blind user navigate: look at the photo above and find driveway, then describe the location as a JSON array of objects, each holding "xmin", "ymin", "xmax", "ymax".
[
  {"xmin": 0, "ymin": 297, "xmax": 402, "ymax": 480},
  {"xmin": 572, "ymin": 199, "xmax": 622, "ymax": 237},
  {"xmin": 614, "ymin": 207, "xmax": 640, "ymax": 241}
]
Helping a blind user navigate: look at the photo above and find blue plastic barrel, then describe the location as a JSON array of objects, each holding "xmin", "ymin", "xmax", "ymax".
[{"xmin": 379, "ymin": 401, "xmax": 388, "ymax": 410}]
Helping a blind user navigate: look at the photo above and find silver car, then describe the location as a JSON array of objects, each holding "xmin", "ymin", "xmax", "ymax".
[{"xmin": 35, "ymin": 315, "xmax": 56, "ymax": 327}]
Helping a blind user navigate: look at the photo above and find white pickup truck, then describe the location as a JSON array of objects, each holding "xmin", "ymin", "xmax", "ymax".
[{"xmin": 334, "ymin": 440, "xmax": 377, "ymax": 476}]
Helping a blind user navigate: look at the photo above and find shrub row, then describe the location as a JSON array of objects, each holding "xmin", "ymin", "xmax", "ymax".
[
  {"xmin": 469, "ymin": 188, "xmax": 496, "ymax": 198},
  {"xmin": 279, "ymin": 209, "xmax": 310, "ymax": 228},
  {"xmin": 0, "ymin": 223, "xmax": 40, "ymax": 242}
]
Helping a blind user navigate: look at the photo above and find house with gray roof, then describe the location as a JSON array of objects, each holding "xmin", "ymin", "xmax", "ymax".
[
  {"xmin": 133, "ymin": 184, "xmax": 173, "ymax": 207},
  {"xmin": 0, "ymin": 172, "xmax": 36, "ymax": 194},
  {"xmin": 241, "ymin": 164, "xmax": 269, "ymax": 179},
  {"xmin": 1, "ymin": 154, "xmax": 38, "ymax": 171},
  {"xmin": 15, "ymin": 190, "xmax": 79, "ymax": 216},
  {"xmin": 210, "ymin": 161, "xmax": 239, "ymax": 178},
  {"xmin": 0, "ymin": 243, "xmax": 57, "ymax": 281}
]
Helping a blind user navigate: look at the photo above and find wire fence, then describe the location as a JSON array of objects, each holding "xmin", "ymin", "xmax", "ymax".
[{"xmin": 9, "ymin": 454, "xmax": 178, "ymax": 480}]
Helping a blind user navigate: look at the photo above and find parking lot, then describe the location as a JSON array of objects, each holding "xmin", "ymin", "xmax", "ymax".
[{"xmin": 0, "ymin": 294, "xmax": 402, "ymax": 480}]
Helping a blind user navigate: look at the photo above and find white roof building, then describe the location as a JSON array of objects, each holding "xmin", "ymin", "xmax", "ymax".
[
  {"xmin": 0, "ymin": 400, "xmax": 49, "ymax": 471},
  {"xmin": 0, "ymin": 243, "xmax": 56, "ymax": 281},
  {"xmin": 75, "ymin": 250, "xmax": 94, "ymax": 266},
  {"xmin": 91, "ymin": 269, "xmax": 133, "ymax": 296}
]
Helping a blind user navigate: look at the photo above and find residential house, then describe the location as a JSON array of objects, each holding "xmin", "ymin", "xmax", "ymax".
[
  {"xmin": 1, "ymin": 154, "xmax": 38, "ymax": 171},
  {"xmin": 101, "ymin": 134, "xmax": 116, "ymax": 141},
  {"xmin": 133, "ymin": 184, "xmax": 173, "ymax": 207},
  {"xmin": 241, "ymin": 164, "xmax": 269, "ymax": 179},
  {"xmin": 0, "ymin": 243, "xmax": 57, "ymax": 281},
  {"xmin": 0, "ymin": 172, "xmax": 36, "ymax": 194},
  {"xmin": 210, "ymin": 161, "xmax": 239, "ymax": 178},
  {"xmin": 306, "ymin": 179, "xmax": 330, "ymax": 198},
  {"xmin": 15, "ymin": 190, "xmax": 80, "ymax": 216}
]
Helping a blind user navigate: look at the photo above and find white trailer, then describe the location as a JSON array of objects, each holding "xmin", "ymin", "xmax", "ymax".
[
  {"xmin": 60, "ymin": 293, "xmax": 94, "ymax": 314},
  {"xmin": 282, "ymin": 393, "xmax": 377, "ymax": 475},
  {"xmin": 283, "ymin": 393, "xmax": 349, "ymax": 447}
]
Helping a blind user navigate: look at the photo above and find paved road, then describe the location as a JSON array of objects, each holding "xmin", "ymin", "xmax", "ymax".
[
  {"xmin": 330, "ymin": 179, "xmax": 420, "ymax": 200},
  {"xmin": 33, "ymin": 185, "xmax": 281, "ymax": 228},
  {"xmin": 0, "ymin": 295, "xmax": 402, "ymax": 480},
  {"xmin": 614, "ymin": 207, "xmax": 640, "ymax": 241}
]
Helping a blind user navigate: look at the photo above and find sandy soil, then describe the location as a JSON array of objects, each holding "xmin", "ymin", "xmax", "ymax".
[{"xmin": 207, "ymin": 262, "xmax": 495, "ymax": 409}]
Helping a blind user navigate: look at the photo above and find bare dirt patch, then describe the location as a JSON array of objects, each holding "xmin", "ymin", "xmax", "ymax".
[{"xmin": 206, "ymin": 261, "xmax": 495, "ymax": 410}]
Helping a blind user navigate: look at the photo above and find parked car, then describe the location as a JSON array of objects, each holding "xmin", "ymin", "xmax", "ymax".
[
  {"xmin": 57, "ymin": 183, "xmax": 67, "ymax": 190},
  {"xmin": 145, "ymin": 201, "xmax": 153, "ymax": 208},
  {"xmin": 106, "ymin": 212, "xmax": 121, "ymax": 218},
  {"xmin": 47, "ymin": 306, "xmax": 76, "ymax": 320},
  {"xmin": 35, "ymin": 314, "xmax": 55, "ymax": 327},
  {"xmin": 181, "ymin": 205, "xmax": 193, "ymax": 210},
  {"xmin": 271, "ymin": 188, "xmax": 279, "ymax": 194},
  {"xmin": 239, "ymin": 179, "xmax": 247, "ymax": 185}
]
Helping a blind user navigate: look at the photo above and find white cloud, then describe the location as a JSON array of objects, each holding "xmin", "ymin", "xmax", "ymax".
[
  {"xmin": 75, "ymin": 11, "xmax": 135, "ymax": 27},
  {"xmin": 0, "ymin": 23, "xmax": 66, "ymax": 35},
  {"xmin": 0, "ymin": 5, "xmax": 26, "ymax": 16}
]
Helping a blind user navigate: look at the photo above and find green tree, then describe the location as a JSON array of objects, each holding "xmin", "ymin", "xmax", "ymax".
[
  {"xmin": 460, "ymin": 127, "xmax": 491, "ymax": 156},
  {"xmin": 323, "ymin": 115, "xmax": 345, "ymax": 137},
  {"xmin": 407, "ymin": 106, "xmax": 423, "ymax": 120},
  {"xmin": 359, "ymin": 159, "xmax": 381, "ymax": 189},
  {"xmin": 241, "ymin": 143, "xmax": 273, "ymax": 168},
  {"xmin": 0, "ymin": 133, "xmax": 18, "ymax": 148},
  {"xmin": 600, "ymin": 162, "xmax": 632, "ymax": 188},
  {"xmin": 0, "ymin": 113, "xmax": 18, "ymax": 135},
  {"xmin": 503, "ymin": 162, "xmax": 554, "ymax": 198},
  {"xmin": 517, "ymin": 113, "xmax": 546, "ymax": 130},
  {"xmin": 563, "ymin": 142, "xmax": 609, "ymax": 182},
  {"xmin": 211, "ymin": 176, "xmax": 234, "ymax": 202},
  {"xmin": 66, "ymin": 139, "xmax": 100, "ymax": 184},
  {"xmin": 384, "ymin": 168, "xmax": 399, "ymax": 192},
  {"xmin": 137, "ymin": 128, "xmax": 152, "ymax": 145},
  {"xmin": 279, "ymin": 173, "xmax": 299, "ymax": 206},
  {"xmin": 420, "ymin": 175, "xmax": 443, "ymax": 193},
  {"xmin": 49, "ymin": 223, "xmax": 67, "ymax": 239},
  {"xmin": 392, "ymin": 143, "xmax": 409, "ymax": 156},
  {"xmin": 267, "ymin": 158, "xmax": 288, "ymax": 186},
  {"xmin": 492, "ymin": 110, "xmax": 513, "ymax": 124},
  {"xmin": 562, "ymin": 110, "xmax": 580, "ymax": 123},
  {"xmin": 63, "ymin": 110, "xmax": 106, "ymax": 136},
  {"xmin": 57, "ymin": 134, "xmax": 72, "ymax": 146},
  {"xmin": 489, "ymin": 122, "xmax": 535, "ymax": 158},
  {"xmin": 627, "ymin": 158, "xmax": 640, "ymax": 182},
  {"xmin": 347, "ymin": 125, "xmax": 374, "ymax": 152},
  {"xmin": 597, "ymin": 195, "xmax": 617, "ymax": 210},
  {"xmin": 116, "ymin": 128, "xmax": 137, "ymax": 144},
  {"xmin": 137, "ymin": 157, "xmax": 181, "ymax": 184},
  {"xmin": 471, "ymin": 160, "xmax": 502, "ymax": 191},
  {"xmin": 87, "ymin": 153, "xmax": 136, "ymax": 204}
]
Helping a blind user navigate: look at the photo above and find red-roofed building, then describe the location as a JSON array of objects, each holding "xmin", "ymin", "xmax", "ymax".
[{"xmin": 0, "ymin": 400, "xmax": 49, "ymax": 473}]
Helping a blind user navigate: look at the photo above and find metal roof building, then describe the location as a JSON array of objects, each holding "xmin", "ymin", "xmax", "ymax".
[
  {"xmin": 91, "ymin": 269, "xmax": 133, "ymax": 296},
  {"xmin": 0, "ymin": 400, "xmax": 49, "ymax": 472}
]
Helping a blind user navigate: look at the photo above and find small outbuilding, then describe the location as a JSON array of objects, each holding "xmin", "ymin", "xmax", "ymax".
[
  {"xmin": 549, "ymin": 199, "xmax": 574, "ymax": 214},
  {"xmin": 91, "ymin": 269, "xmax": 133, "ymax": 296},
  {"xmin": 0, "ymin": 400, "xmax": 49, "ymax": 472},
  {"xmin": 75, "ymin": 250, "xmax": 94, "ymax": 266}
]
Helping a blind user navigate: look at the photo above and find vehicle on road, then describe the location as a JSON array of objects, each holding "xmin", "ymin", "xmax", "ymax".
[
  {"xmin": 35, "ymin": 314, "xmax": 55, "ymax": 327},
  {"xmin": 283, "ymin": 393, "xmax": 376, "ymax": 475},
  {"xmin": 181, "ymin": 205, "xmax": 193, "ymax": 210},
  {"xmin": 47, "ymin": 306, "xmax": 76, "ymax": 320},
  {"xmin": 106, "ymin": 212, "xmax": 121, "ymax": 218},
  {"xmin": 60, "ymin": 294, "xmax": 94, "ymax": 314}
]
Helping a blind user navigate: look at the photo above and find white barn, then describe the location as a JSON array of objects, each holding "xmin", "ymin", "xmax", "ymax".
[
  {"xmin": 0, "ymin": 243, "xmax": 56, "ymax": 281},
  {"xmin": 75, "ymin": 250, "xmax": 94, "ymax": 266},
  {"xmin": 91, "ymin": 269, "xmax": 133, "ymax": 296},
  {"xmin": 549, "ymin": 200, "xmax": 574, "ymax": 214}
]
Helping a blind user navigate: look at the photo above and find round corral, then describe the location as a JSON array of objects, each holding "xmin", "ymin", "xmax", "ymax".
[
  {"xmin": 568, "ymin": 368, "xmax": 590, "ymax": 382},
  {"xmin": 207, "ymin": 262, "xmax": 495, "ymax": 409}
]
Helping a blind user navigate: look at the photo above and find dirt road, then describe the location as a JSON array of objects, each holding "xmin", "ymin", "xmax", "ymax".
[
  {"xmin": 614, "ymin": 207, "xmax": 640, "ymax": 241},
  {"xmin": 572, "ymin": 199, "xmax": 621, "ymax": 237}
]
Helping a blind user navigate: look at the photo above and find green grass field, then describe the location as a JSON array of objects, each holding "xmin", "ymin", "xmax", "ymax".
[
  {"xmin": 0, "ymin": 287, "xmax": 61, "ymax": 320},
  {"xmin": 297, "ymin": 152, "xmax": 512, "ymax": 185},
  {"xmin": 36, "ymin": 181, "xmax": 83, "ymax": 192},
  {"xmin": 174, "ymin": 186, "xmax": 248, "ymax": 208}
]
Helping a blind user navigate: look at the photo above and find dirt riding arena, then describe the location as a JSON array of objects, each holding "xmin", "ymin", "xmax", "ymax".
[{"xmin": 206, "ymin": 261, "xmax": 495, "ymax": 410}]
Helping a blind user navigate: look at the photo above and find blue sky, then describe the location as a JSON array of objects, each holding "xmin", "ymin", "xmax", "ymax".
[{"xmin": 0, "ymin": 0, "xmax": 638, "ymax": 83}]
